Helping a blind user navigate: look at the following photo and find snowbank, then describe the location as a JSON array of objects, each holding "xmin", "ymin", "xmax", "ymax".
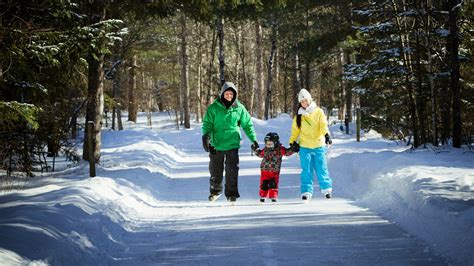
[{"xmin": 329, "ymin": 125, "xmax": 474, "ymax": 265}]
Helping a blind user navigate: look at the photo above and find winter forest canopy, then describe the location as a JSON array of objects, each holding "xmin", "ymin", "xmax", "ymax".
[{"xmin": 1, "ymin": 0, "xmax": 473, "ymax": 177}]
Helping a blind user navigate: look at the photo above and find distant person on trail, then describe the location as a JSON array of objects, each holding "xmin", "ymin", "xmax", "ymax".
[
  {"xmin": 202, "ymin": 81, "xmax": 258, "ymax": 203},
  {"xmin": 252, "ymin": 132, "xmax": 298, "ymax": 203},
  {"xmin": 289, "ymin": 89, "xmax": 333, "ymax": 201}
]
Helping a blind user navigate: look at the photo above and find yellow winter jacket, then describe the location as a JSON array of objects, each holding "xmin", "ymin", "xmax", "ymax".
[{"xmin": 289, "ymin": 106, "xmax": 329, "ymax": 149}]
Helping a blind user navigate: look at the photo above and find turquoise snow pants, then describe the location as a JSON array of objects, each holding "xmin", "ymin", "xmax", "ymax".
[{"xmin": 299, "ymin": 146, "xmax": 332, "ymax": 195}]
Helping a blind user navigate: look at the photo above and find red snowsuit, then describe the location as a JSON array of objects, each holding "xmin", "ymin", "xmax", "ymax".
[{"xmin": 255, "ymin": 144, "xmax": 295, "ymax": 199}]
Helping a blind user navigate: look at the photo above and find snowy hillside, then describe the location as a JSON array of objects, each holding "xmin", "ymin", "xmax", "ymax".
[{"xmin": 0, "ymin": 113, "xmax": 472, "ymax": 265}]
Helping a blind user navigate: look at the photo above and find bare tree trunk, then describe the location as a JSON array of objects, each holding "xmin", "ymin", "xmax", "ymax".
[
  {"xmin": 175, "ymin": 107, "xmax": 179, "ymax": 130},
  {"xmin": 248, "ymin": 28, "xmax": 255, "ymax": 113},
  {"xmin": 283, "ymin": 52, "xmax": 289, "ymax": 114},
  {"xmin": 196, "ymin": 23, "xmax": 203, "ymax": 122},
  {"xmin": 128, "ymin": 54, "xmax": 137, "ymax": 122},
  {"xmin": 83, "ymin": 2, "xmax": 105, "ymax": 163},
  {"xmin": 84, "ymin": 52, "xmax": 104, "ymax": 162},
  {"xmin": 414, "ymin": 0, "xmax": 427, "ymax": 146},
  {"xmin": 255, "ymin": 19, "xmax": 264, "ymax": 119},
  {"xmin": 339, "ymin": 48, "xmax": 352, "ymax": 134},
  {"xmin": 171, "ymin": 20, "xmax": 184, "ymax": 126},
  {"xmin": 111, "ymin": 57, "xmax": 121, "ymax": 131},
  {"xmin": 180, "ymin": 13, "xmax": 190, "ymax": 129},
  {"xmin": 233, "ymin": 26, "xmax": 240, "ymax": 91},
  {"xmin": 314, "ymin": 82, "xmax": 321, "ymax": 107},
  {"xmin": 117, "ymin": 108, "xmax": 123, "ymax": 130},
  {"xmin": 112, "ymin": 76, "xmax": 118, "ymax": 130},
  {"xmin": 115, "ymin": 71, "xmax": 123, "ymax": 131},
  {"xmin": 71, "ymin": 115, "xmax": 77, "ymax": 139},
  {"xmin": 301, "ymin": 9, "xmax": 311, "ymax": 93},
  {"xmin": 448, "ymin": 0, "xmax": 462, "ymax": 148},
  {"xmin": 264, "ymin": 26, "xmax": 277, "ymax": 120},
  {"xmin": 392, "ymin": 0, "xmax": 419, "ymax": 147},
  {"xmin": 292, "ymin": 53, "xmax": 301, "ymax": 115},
  {"xmin": 273, "ymin": 47, "xmax": 279, "ymax": 118},
  {"xmin": 440, "ymin": 1, "xmax": 452, "ymax": 145},
  {"xmin": 217, "ymin": 17, "xmax": 225, "ymax": 87},
  {"xmin": 171, "ymin": 21, "xmax": 180, "ymax": 130},
  {"xmin": 234, "ymin": 24, "xmax": 248, "ymax": 106},
  {"xmin": 342, "ymin": 50, "xmax": 352, "ymax": 134},
  {"xmin": 304, "ymin": 60, "xmax": 311, "ymax": 92},
  {"xmin": 338, "ymin": 49, "xmax": 345, "ymax": 121},
  {"xmin": 194, "ymin": 23, "xmax": 203, "ymax": 122},
  {"xmin": 111, "ymin": 109, "xmax": 116, "ymax": 131},
  {"xmin": 402, "ymin": 0, "xmax": 419, "ymax": 147},
  {"xmin": 207, "ymin": 25, "xmax": 217, "ymax": 104},
  {"xmin": 424, "ymin": 0, "xmax": 438, "ymax": 145},
  {"xmin": 148, "ymin": 78, "xmax": 153, "ymax": 128}
]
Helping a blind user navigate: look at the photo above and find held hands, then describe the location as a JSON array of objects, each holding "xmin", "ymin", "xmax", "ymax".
[
  {"xmin": 325, "ymin": 133, "xmax": 332, "ymax": 145},
  {"xmin": 290, "ymin": 142, "xmax": 300, "ymax": 153},
  {"xmin": 288, "ymin": 136, "xmax": 330, "ymax": 153},
  {"xmin": 251, "ymin": 141, "xmax": 259, "ymax": 152}
]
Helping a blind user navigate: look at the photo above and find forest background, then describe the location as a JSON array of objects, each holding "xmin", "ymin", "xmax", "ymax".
[{"xmin": 1, "ymin": 0, "xmax": 472, "ymax": 177}]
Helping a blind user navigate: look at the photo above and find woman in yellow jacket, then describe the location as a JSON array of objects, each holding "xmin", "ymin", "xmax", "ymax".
[{"xmin": 289, "ymin": 89, "xmax": 333, "ymax": 201}]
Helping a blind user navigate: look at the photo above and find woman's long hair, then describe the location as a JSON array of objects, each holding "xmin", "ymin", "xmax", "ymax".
[{"xmin": 296, "ymin": 103, "xmax": 302, "ymax": 128}]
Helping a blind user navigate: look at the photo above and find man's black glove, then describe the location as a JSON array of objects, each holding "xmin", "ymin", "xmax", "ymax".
[
  {"xmin": 202, "ymin": 135, "xmax": 210, "ymax": 152},
  {"xmin": 290, "ymin": 142, "xmax": 300, "ymax": 152},
  {"xmin": 251, "ymin": 141, "xmax": 259, "ymax": 152},
  {"xmin": 209, "ymin": 145, "xmax": 216, "ymax": 155},
  {"xmin": 325, "ymin": 133, "xmax": 332, "ymax": 145},
  {"xmin": 203, "ymin": 134, "xmax": 217, "ymax": 154}
]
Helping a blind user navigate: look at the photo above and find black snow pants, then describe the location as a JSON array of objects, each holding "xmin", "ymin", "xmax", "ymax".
[{"xmin": 209, "ymin": 148, "xmax": 240, "ymax": 199}]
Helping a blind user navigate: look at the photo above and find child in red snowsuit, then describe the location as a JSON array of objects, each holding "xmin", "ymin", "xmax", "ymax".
[{"xmin": 252, "ymin": 132, "xmax": 298, "ymax": 202}]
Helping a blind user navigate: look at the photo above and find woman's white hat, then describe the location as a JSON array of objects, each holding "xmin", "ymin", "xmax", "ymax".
[{"xmin": 298, "ymin": 89, "xmax": 312, "ymax": 103}]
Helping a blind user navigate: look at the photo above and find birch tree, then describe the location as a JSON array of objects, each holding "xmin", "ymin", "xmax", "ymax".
[{"xmin": 180, "ymin": 13, "xmax": 191, "ymax": 129}]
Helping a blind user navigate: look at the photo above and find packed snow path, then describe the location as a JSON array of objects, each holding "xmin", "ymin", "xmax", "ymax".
[
  {"xmin": 95, "ymin": 128, "xmax": 446, "ymax": 265},
  {"xmin": 3, "ymin": 114, "xmax": 472, "ymax": 265},
  {"xmin": 104, "ymin": 155, "xmax": 445, "ymax": 265},
  {"xmin": 124, "ymin": 201, "xmax": 445, "ymax": 265}
]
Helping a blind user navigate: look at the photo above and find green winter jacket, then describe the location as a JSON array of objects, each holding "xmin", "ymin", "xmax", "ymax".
[{"xmin": 202, "ymin": 83, "xmax": 257, "ymax": 151}]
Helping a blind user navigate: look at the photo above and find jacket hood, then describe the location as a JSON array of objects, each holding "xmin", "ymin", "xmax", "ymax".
[{"xmin": 219, "ymin": 82, "xmax": 238, "ymax": 108}]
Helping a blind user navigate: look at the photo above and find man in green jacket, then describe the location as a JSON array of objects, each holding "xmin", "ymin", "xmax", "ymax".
[{"xmin": 202, "ymin": 81, "xmax": 258, "ymax": 202}]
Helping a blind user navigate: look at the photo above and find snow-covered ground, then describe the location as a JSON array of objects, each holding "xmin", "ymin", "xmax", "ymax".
[{"xmin": 0, "ymin": 112, "xmax": 472, "ymax": 265}]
